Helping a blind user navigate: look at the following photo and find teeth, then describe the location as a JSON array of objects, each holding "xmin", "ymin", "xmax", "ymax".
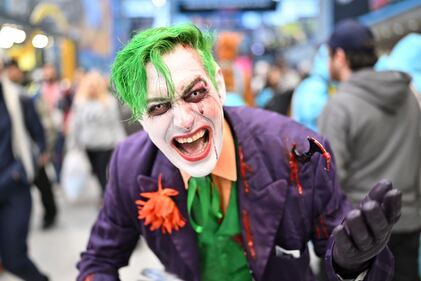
[{"xmin": 176, "ymin": 129, "xmax": 206, "ymax": 144}]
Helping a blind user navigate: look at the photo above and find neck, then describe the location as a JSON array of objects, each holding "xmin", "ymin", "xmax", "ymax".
[{"xmin": 340, "ymin": 67, "xmax": 352, "ymax": 82}]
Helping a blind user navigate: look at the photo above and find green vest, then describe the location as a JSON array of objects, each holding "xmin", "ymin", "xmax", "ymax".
[{"xmin": 188, "ymin": 178, "xmax": 252, "ymax": 281}]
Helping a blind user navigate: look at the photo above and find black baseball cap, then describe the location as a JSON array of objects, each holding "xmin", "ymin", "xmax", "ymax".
[{"xmin": 328, "ymin": 19, "xmax": 375, "ymax": 52}]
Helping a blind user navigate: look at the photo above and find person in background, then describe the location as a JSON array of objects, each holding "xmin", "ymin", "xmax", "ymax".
[
  {"xmin": 104, "ymin": 72, "xmax": 143, "ymax": 136},
  {"xmin": 375, "ymin": 33, "xmax": 421, "ymax": 103},
  {"xmin": 68, "ymin": 70, "xmax": 126, "ymax": 197},
  {"xmin": 291, "ymin": 44, "xmax": 332, "ymax": 132},
  {"xmin": 41, "ymin": 64, "xmax": 65, "ymax": 180},
  {"xmin": 118, "ymin": 103, "xmax": 143, "ymax": 136},
  {"xmin": 77, "ymin": 24, "xmax": 401, "ymax": 281},
  {"xmin": 0, "ymin": 59, "xmax": 49, "ymax": 281},
  {"xmin": 214, "ymin": 31, "xmax": 253, "ymax": 107},
  {"xmin": 255, "ymin": 64, "xmax": 281, "ymax": 109},
  {"xmin": 318, "ymin": 19, "xmax": 421, "ymax": 281},
  {"xmin": 261, "ymin": 64, "xmax": 296, "ymax": 116},
  {"xmin": 25, "ymin": 66, "xmax": 59, "ymax": 230},
  {"xmin": 375, "ymin": 32, "xmax": 421, "ymax": 281},
  {"xmin": 60, "ymin": 78, "xmax": 75, "ymax": 136}
]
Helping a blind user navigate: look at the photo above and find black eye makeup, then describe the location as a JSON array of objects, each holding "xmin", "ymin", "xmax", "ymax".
[
  {"xmin": 145, "ymin": 77, "xmax": 210, "ymax": 117},
  {"xmin": 147, "ymin": 102, "xmax": 172, "ymax": 117},
  {"xmin": 183, "ymin": 80, "xmax": 209, "ymax": 103}
]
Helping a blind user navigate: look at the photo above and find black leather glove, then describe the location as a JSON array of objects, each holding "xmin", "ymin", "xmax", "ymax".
[{"xmin": 332, "ymin": 180, "xmax": 401, "ymax": 276}]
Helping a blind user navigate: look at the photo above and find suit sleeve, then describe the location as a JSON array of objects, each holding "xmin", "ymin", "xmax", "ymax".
[
  {"xmin": 77, "ymin": 146, "xmax": 140, "ymax": 281},
  {"xmin": 21, "ymin": 96, "xmax": 46, "ymax": 153},
  {"xmin": 309, "ymin": 139, "xmax": 394, "ymax": 281}
]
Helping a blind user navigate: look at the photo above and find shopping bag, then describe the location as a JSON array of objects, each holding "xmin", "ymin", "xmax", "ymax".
[
  {"xmin": 61, "ymin": 148, "xmax": 90, "ymax": 201},
  {"xmin": 141, "ymin": 268, "xmax": 183, "ymax": 281}
]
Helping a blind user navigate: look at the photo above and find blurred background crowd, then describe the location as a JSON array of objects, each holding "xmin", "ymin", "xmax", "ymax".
[{"xmin": 0, "ymin": 0, "xmax": 421, "ymax": 280}]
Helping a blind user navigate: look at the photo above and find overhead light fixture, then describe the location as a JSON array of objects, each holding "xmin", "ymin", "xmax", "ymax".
[
  {"xmin": 14, "ymin": 29, "xmax": 26, "ymax": 44},
  {"xmin": 0, "ymin": 26, "xmax": 14, "ymax": 48},
  {"xmin": 0, "ymin": 37, "xmax": 14, "ymax": 48},
  {"xmin": 0, "ymin": 25, "xmax": 27, "ymax": 46},
  {"xmin": 32, "ymin": 34, "xmax": 49, "ymax": 48}
]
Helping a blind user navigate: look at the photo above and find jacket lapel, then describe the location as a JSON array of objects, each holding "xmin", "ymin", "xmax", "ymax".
[
  {"xmin": 136, "ymin": 152, "xmax": 200, "ymax": 279},
  {"xmin": 226, "ymin": 108, "xmax": 290, "ymax": 281}
]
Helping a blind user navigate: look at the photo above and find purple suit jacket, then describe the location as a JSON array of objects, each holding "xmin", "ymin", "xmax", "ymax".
[{"xmin": 77, "ymin": 107, "xmax": 393, "ymax": 281}]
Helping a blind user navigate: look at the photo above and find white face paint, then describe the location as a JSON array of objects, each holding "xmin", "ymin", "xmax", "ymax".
[{"xmin": 140, "ymin": 45, "xmax": 226, "ymax": 177}]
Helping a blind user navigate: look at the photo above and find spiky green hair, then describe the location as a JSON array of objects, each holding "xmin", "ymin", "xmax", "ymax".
[{"xmin": 111, "ymin": 24, "xmax": 218, "ymax": 120}]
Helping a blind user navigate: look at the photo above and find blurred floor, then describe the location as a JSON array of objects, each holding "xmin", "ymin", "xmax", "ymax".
[{"xmin": 0, "ymin": 178, "xmax": 163, "ymax": 281}]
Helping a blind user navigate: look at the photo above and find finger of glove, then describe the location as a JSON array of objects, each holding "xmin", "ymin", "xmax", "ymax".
[
  {"xmin": 361, "ymin": 200, "xmax": 389, "ymax": 242},
  {"xmin": 344, "ymin": 209, "xmax": 374, "ymax": 252},
  {"xmin": 333, "ymin": 224, "xmax": 356, "ymax": 255},
  {"xmin": 382, "ymin": 189, "xmax": 402, "ymax": 224},
  {"xmin": 365, "ymin": 180, "xmax": 393, "ymax": 204}
]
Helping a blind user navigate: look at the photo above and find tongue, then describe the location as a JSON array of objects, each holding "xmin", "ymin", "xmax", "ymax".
[{"xmin": 180, "ymin": 138, "xmax": 204, "ymax": 155}]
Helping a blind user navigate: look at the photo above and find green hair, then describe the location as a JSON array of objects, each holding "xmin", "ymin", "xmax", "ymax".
[{"xmin": 111, "ymin": 23, "xmax": 218, "ymax": 120}]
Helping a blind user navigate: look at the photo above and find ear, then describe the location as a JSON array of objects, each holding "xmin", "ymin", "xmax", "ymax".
[
  {"xmin": 214, "ymin": 64, "xmax": 226, "ymax": 104},
  {"xmin": 335, "ymin": 48, "xmax": 349, "ymax": 67}
]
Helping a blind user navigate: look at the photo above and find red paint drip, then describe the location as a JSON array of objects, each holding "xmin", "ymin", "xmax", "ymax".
[
  {"xmin": 323, "ymin": 152, "xmax": 331, "ymax": 172},
  {"xmin": 198, "ymin": 103, "xmax": 204, "ymax": 115},
  {"xmin": 232, "ymin": 234, "xmax": 244, "ymax": 246},
  {"xmin": 319, "ymin": 216, "xmax": 329, "ymax": 239},
  {"xmin": 242, "ymin": 210, "xmax": 256, "ymax": 259},
  {"xmin": 289, "ymin": 148, "xmax": 303, "ymax": 195},
  {"xmin": 157, "ymin": 174, "xmax": 163, "ymax": 191},
  {"xmin": 239, "ymin": 146, "xmax": 253, "ymax": 193},
  {"xmin": 310, "ymin": 138, "xmax": 331, "ymax": 172},
  {"xmin": 84, "ymin": 274, "xmax": 94, "ymax": 281},
  {"xmin": 315, "ymin": 225, "xmax": 321, "ymax": 239}
]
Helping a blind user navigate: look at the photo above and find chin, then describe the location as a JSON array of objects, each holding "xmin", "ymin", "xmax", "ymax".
[{"xmin": 177, "ymin": 156, "xmax": 218, "ymax": 177}]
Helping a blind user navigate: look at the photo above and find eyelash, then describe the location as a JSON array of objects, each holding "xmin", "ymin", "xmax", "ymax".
[
  {"xmin": 184, "ymin": 87, "xmax": 208, "ymax": 102},
  {"xmin": 147, "ymin": 86, "xmax": 209, "ymax": 117},
  {"xmin": 147, "ymin": 102, "xmax": 171, "ymax": 117}
]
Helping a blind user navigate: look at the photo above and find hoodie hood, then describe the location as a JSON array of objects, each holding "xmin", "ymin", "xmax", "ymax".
[{"xmin": 339, "ymin": 69, "xmax": 411, "ymax": 113}]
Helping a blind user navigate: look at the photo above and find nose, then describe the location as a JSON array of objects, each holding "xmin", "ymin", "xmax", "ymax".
[{"xmin": 173, "ymin": 103, "xmax": 195, "ymax": 131}]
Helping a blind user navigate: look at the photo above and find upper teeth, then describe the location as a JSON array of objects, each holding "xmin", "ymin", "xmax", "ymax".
[{"xmin": 176, "ymin": 129, "xmax": 206, "ymax": 144}]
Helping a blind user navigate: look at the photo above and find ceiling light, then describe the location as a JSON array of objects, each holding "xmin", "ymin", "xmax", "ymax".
[{"xmin": 32, "ymin": 34, "xmax": 49, "ymax": 48}]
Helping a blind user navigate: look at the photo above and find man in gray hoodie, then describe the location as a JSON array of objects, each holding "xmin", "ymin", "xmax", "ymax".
[{"xmin": 319, "ymin": 19, "xmax": 421, "ymax": 281}]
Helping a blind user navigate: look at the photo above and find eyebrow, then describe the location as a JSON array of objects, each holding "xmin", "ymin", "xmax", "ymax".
[
  {"xmin": 146, "ymin": 76, "xmax": 207, "ymax": 104},
  {"xmin": 181, "ymin": 76, "xmax": 207, "ymax": 96},
  {"xmin": 146, "ymin": 97, "xmax": 172, "ymax": 104}
]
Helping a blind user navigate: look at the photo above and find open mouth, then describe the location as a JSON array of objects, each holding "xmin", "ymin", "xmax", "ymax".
[{"xmin": 172, "ymin": 127, "xmax": 212, "ymax": 162}]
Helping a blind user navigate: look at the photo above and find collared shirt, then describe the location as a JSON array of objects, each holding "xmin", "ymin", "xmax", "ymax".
[{"xmin": 181, "ymin": 119, "xmax": 236, "ymax": 214}]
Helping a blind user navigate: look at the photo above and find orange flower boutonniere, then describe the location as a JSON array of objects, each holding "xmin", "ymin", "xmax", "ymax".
[{"xmin": 135, "ymin": 174, "xmax": 186, "ymax": 234}]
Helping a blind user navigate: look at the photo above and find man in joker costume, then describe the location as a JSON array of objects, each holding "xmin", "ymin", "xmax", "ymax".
[{"xmin": 77, "ymin": 24, "xmax": 401, "ymax": 281}]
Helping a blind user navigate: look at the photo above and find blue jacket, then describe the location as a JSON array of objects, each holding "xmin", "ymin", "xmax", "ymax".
[
  {"xmin": 78, "ymin": 107, "xmax": 393, "ymax": 281},
  {"xmin": 375, "ymin": 33, "xmax": 421, "ymax": 94},
  {"xmin": 292, "ymin": 45, "xmax": 330, "ymax": 132}
]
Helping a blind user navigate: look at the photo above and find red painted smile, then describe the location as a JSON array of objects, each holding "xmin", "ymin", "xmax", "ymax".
[{"xmin": 172, "ymin": 126, "xmax": 212, "ymax": 162}]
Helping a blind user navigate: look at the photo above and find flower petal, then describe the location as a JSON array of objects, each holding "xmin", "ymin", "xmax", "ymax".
[{"xmin": 136, "ymin": 176, "xmax": 186, "ymax": 234}]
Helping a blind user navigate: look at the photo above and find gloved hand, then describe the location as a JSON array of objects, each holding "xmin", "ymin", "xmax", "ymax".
[{"xmin": 332, "ymin": 180, "xmax": 401, "ymax": 276}]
